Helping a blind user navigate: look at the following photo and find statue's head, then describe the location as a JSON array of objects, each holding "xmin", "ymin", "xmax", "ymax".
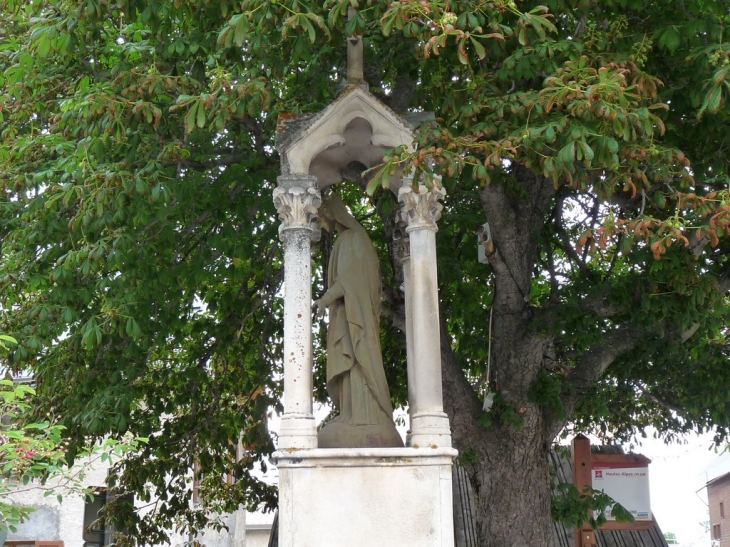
[{"xmin": 318, "ymin": 194, "xmax": 360, "ymax": 233}]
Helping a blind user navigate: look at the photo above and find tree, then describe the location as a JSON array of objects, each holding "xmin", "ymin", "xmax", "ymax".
[
  {"xmin": 0, "ymin": 336, "xmax": 142, "ymax": 533},
  {"xmin": 0, "ymin": 377, "xmax": 66, "ymax": 531},
  {"xmin": 2, "ymin": 0, "xmax": 730, "ymax": 544}
]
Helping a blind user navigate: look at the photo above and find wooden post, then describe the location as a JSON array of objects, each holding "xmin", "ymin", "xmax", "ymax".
[
  {"xmin": 577, "ymin": 530, "xmax": 597, "ymax": 547},
  {"xmin": 572, "ymin": 434, "xmax": 592, "ymax": 547}
]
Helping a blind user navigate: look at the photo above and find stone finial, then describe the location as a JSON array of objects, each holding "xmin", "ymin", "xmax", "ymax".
[
  {"xmin": 346, "ymin": 6, "xmax": 364, "ymax": 86},
  {"xmin": 398, "ymin": 182, "xmax": 447, "ymax": 232},
  {"xmin": 273, "ymin": 176, "xmax": 322, "ymax": 241}
]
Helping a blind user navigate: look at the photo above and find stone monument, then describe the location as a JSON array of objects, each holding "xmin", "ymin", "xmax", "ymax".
[
  {"xmin": 271, "ymin": 16, "xmax": 457, "ymax": 547},
  {"xmin": 313, "ymin": 195, "xmax": 403, "ymax": 449}
]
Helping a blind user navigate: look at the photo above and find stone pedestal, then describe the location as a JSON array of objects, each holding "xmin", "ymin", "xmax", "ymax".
[{"xmin": 274, "ymin": 447, "xmax": 457, "ymax": 547}]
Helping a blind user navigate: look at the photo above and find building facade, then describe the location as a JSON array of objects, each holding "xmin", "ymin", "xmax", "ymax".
[
  {"xmin": 0, "ymin": 455, "xmax": 272, "ymax": 547},
  {"xmin": 707, "ymin": 472, "xmax": 730, "ymax": 546}
]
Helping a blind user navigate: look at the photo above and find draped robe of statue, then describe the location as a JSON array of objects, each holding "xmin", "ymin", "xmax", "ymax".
[{"xmin": 316, "ymin": 196, "xmax": 403, "ymax": 448}]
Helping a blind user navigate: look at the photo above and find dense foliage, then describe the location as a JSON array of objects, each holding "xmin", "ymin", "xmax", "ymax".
[
  {"xmin": 2, "ymin": 0, "xmax": 730, "ymax": 543},
  {"xmin": 0, "ymin": 336, "xmax": 140, "ymax": 533}
]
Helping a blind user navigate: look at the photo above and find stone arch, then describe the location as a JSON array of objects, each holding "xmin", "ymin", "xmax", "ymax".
[{"xmin": 278, "ymin": 87, "xmax": 414, "ymax": 181}]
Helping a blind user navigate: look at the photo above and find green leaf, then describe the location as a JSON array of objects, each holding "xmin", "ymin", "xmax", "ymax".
[
  {"xmin": 470, "ymin": 36, "xmax": 486, "ymax": 60},
  {"xmin": 196, "ymin": 102, "xmax": 206, "ymax": 128},
  {"xmin": 35, "ymin": 35, "xmax": 51, "ymax": 58},
  {"xmin": 699, "ymin": 85, "xmax": 722, "ymax": 117},
  {"xmin": 558, "ymin": 142, "xmax": 575, "ymax": 163},
  {"xmin": 381, "ymin": 13, "xmax": 396, "ymax": 37},
  {"xmin": 657, "ymin": 26, "xmax": 681, "ymax": 53},
  {"xmin": 545, "ymin": 125, "xmax": 555, "ymax": 143},
  {"xmin": 234, "ymin": 15, "xmax": 249, "ymax": 47},
  {"xmin": 185, "ymin": 102, "xmax": 198, "ymax": 133},
  {"xmin": 578, "ymin": 142, "xmax": 594, "ymax": 165}
]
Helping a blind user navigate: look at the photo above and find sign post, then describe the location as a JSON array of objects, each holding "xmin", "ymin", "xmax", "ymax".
[{"xmin": 571, "ymin": 435, "xmax": 654, "ymax": 547}]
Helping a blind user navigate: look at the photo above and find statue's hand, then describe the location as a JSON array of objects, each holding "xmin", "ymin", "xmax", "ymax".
[{"xmin": 313, "ymin": 298, "xmax": 328, "ymax": 318}]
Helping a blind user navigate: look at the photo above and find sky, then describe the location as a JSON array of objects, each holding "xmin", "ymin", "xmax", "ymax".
[{"xmin": 629, "ymin": 431, "xmax": 722, "ymax": 546}]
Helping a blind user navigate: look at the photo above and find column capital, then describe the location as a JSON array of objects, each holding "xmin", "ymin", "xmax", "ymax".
[
  {"xmin": 274, "ymin": 175, "xmax": 321, "ymax": 241},
  {"xmin": 398, "ymin": 182, "xmax": 446, "ymax": 233}
]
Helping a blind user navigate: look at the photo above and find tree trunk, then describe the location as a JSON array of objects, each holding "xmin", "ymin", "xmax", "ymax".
[
  {"xmin": 442, "ymin": 323, "xmax": 558, "ymax": 547},
  {"xmin": 439, "ymin": 165, "xmax": 560, "ymax": 546},
  {"xmin": 471, "ymin": 430, "xmax": 556, "ymax": 546}
]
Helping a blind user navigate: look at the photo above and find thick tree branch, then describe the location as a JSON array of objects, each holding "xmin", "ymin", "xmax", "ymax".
[
  {"xmin": 720, "ymin": 268, "xmax": 730, "ymax": 293},
  {"xmin": 633, "ymin": 382, "xmax": 686, "ymax": 416},
  {"xmin": 678, "ymin": 266, "xmax": 730, "ymax": 341},
  {"xmin": 552, "ymin": 195, "xmax": 594, "ymax": 279},
  {"xmin": 688, "ymin": 228, "xmax": 712, "ymax": 259},
  {"xmin": 545, "ymin": 242, "xmax": 560, "ymax": 298},
  {"xmin": 384, "ymin": 73, "xmax": 416, "ymax": 114},
  {"xmin": 167, "ymin": 154, "xmax": 251, "ymax": 170},
  {"xmin": 533, "ymin": 288, "xmax": 625, "ymax": 328},
  {"xmin": 363, "ymin": 63, "xmax": 384, "ymax": 93},
  {"xmin": 565, "ymin": 325, "xmax": 648, "ymax": 390},
  {"xmin": 381, "ymin": 305, "xmax": 406, "ymax": 332},
  {"xmin": 440, "ymin": 316, "xmax": 482, "ymax": 449},
  {"xmin": 577, "ymin": 292, "xmax": 624, "ymax": 318},
  {"xmin": 479, "ymin": 166, "xmax": 555, "ymax": 300},
  {"xmin": 548, "ymin": 325, "xmax": 650, "ymax": 438},
  {"xmin": 381, "ymin": 284, "xmax": 407, "ymax": 333},
  {"xmin": 233, "ymin": 115, "xmax": 267, "ymax": 156}
]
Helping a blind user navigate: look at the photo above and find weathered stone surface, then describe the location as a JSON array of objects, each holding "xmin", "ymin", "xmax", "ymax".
[
  {"xmin": 398, "ymin": 183, "xmax": 446, "ymax": 233},
  {"xmin": 276, "ymin": 174, "xmax": 321, "ymax": 450},
  {"xmin": 317, "ymin": 421, "xmax": 403, "ymax": 449},
  {"xmin": 7, "ymin": 506, "xmax": 60, "ymax": 540},
  {"xmin": 275, "ymin": 87, "xmax": 413, "ymax": 183},
  {"xmin": 398, "ymin": 183, "xmax": 452, "ymax": 448},
  {"xmin": 273, "ymin": 176, "xmax": 321, "ymax": 241},
  {"xmin": 275, "ymin": 448, "xmax": 457, "ymax": 547},
  {"xmin": 314, "ymin": 196, "xmax": 402, "ymax": 449},
  {"xmin": 273, "ymin": 60, "xmax": 456, "ymax": 547}
]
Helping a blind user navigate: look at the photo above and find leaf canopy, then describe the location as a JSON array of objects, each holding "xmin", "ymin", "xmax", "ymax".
[{"xmin": 2, "ymin": 0, "xmax": 730, "ymax": 540}]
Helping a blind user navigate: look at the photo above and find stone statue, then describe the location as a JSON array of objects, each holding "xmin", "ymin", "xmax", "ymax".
[{"xmin": 313, "ymin": 195, "xmax": 403, "ymax": 448}]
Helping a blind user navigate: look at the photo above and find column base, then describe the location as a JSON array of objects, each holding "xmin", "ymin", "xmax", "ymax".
[
  {"xmin": 278, "ymin": 414, "xmax": 318, "ymax": 449},
  {"xmin": 409, "ymin": 411, "xmax": 452, "ymax": 448}
]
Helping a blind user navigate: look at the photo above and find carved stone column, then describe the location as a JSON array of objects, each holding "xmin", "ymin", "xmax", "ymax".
[
  {"xmin": 393, "ymin": 214, "xmax": 416, "ymax": 447},
  {"xmin": 273, "ymin": 175, "xmax": 321, "ymax": 449},
  {"xmin": 398, "ymin": 182, "xmax": 451, "ymax": 448}
]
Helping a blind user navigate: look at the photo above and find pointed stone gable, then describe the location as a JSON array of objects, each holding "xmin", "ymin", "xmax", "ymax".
[{"xmin": 276, "ymin": 86, "xmax": 414, "ymax": 187}]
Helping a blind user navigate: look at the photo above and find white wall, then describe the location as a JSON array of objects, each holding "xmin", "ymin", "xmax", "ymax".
[
  {"xmin": 5, "ymin": 457, "xmax": 108, "ymax": 547},
  {"xmin": 3, "ymin": 457, "xmax": 263, "ymax": 547}
]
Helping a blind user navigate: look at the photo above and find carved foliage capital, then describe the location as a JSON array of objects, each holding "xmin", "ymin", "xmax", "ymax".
[
  {"xmin": 273, "ymin": 185, "xmax": 322, "ymax": 241},
  {"xmin": 398, "ymin": 184, "xmax": 446, "ymax": 232}
]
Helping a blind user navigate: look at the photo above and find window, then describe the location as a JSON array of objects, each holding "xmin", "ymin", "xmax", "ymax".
[
  {"xmin": 83, "ymin": 486, "xmax": 132, "ymax": 546},
  {"xmin": 713, "ymin": 523, "xmax": 722, "ymax": 540},
  {"xmin": 83, "ymin": 487, "xmax": 107, "ymax": 546},
  {"xmin": 722, "ymin": 501, "xmax": 725, "ymax": 519}
]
